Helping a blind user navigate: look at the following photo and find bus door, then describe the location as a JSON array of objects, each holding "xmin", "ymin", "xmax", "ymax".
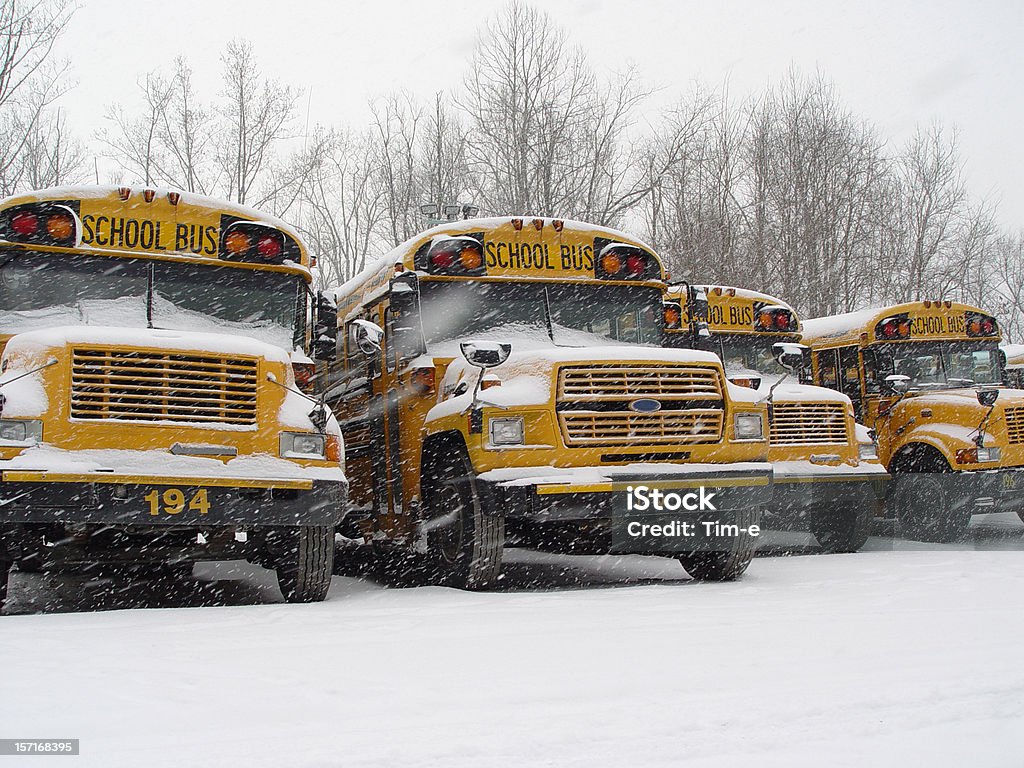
[{"xmin": 837, "ymin": 345, "xmax": 865, "ymax": 421}]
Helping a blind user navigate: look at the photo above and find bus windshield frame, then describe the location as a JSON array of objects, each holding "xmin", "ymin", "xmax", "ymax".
[
  {"xmin": 697, "ymin": 334, "xmax": 793, "ymax": 377},
  {"xmin": 0, "ymin": 249, "xmax": 306, "ymax": 350},
  {"xmin": 865, "ymin": 339, "xmax": 1003, "ymax": 392},
  {"xmin": 418, "ymin": 279, "xmax": 664, "ymax": 349}
]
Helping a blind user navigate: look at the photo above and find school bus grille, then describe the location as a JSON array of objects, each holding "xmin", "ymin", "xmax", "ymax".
[
  {"xmin": 1007, "ymin": 407, "xmax": 1024, "ymax": 445},
  {"xmin": 559, "ymin": 365, "xmax": 722, "ymax": 400},
  {"xmin": 70, "ymin": 349, "xmax": 258, "ymax": 426},
  {"xmin": 557, "ymin": 365, "xmax": 725, "ymax": 446},
  {"xmin": 769, "ymin": 402, "xmax": 848, "ymax": 445}
]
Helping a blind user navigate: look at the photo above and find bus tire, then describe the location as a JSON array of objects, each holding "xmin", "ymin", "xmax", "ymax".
[
  {"xmin": 274, "ymin": 525, "xmax": 335, "ymax": 603},
  {"xmin": 809, "ymin": 502, "xmax": 872, "ymax": 553},
  {"xmin": 422, "ymin": 446, "xmax": 504, "ymax": 590},
  {"xmin": 890, "ymin": 453, "xmax": 969, "ymax": 543},
  {"xmin": 677, "ymin": 507, "xmax": 760, "ymax": 581}
]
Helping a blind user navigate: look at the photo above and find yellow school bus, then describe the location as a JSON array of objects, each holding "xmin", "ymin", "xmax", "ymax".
[
  {"xmin": 663, "ymin": 285, "xmax": 888, "ymax": 552},
  {"xmin": 0, "ymin": 185, "xmax": 347, "ymax": 608},
  {"xmin": 324, "ymin": 217, "xmax": 773, "ymax": 588},
  {"xmin": 1004, "ymin": 344, "xmax": 1024, "ymax": 389},
  {"xmin": 803, "ymin": 302, "xmax": 1024, "ymax": 539}
]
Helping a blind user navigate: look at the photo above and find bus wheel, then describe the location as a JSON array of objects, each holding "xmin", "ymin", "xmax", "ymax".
[
  {"xmin": 809, "ymin": 503, "xmax": 872, "ymax": 553},
  {"xmin": 891, "ymin": 472, "xmax": 969, "ymax": 543},
  {"xmin": 423, "ymin": 449, "xmax": 504, "ymax": 590},
  {"xmin": 677, "ymin": 508, "xmax": 760, "ymax": 581},
  {"xmin": 273, "ymin": 526, "xmax": 335, "ymax": 603}
]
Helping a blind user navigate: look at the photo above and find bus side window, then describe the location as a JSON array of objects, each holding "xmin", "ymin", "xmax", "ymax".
[
  {"xmin": 838, "ymin": 346, "xmax": 863, "ymax": 419},
  {"xmin": 815, "ymin": 349, "xmax": 839, "ymax": 389}
]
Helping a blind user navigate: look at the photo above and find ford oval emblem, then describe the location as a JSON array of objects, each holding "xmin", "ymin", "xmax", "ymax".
[{"xmin": 630, "ymin": 398, "xmax": 662, "ymax": 413}]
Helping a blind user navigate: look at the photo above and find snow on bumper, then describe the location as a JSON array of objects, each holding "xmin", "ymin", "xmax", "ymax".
[{"xmin": 0, "ymin": 447, "xmax": 347, "ymax": 526}]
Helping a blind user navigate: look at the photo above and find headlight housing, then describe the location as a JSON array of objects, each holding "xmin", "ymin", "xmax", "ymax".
[
  {"xmin": 0, "ymin": 418, "xmax": 42, "ymax": 444},
  {"xmin": 280, "ymin": 432, "xmax": 327, "ymax": 460},
  {"xmin": 488, "ymin": 416, "xmax": 525, "ymax": 447},
  {"xmin": 977, "ymin": 446, "xmax": 1001, "ymax": 463},
  {"xmin": 858, "ymin": 441, "xmax": 879, "ymax": 460},
  {"xmin": 733, "ymin": 413, "xmax": 763, "ymax": 440},
  {"xmin": 955, "ymin": 446, "xmax": 1001, "ymax": 464}
]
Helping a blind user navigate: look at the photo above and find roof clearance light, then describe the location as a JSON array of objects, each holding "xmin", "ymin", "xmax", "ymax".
[
  {"xmin": 552, "ymin": 219, "xmax": 564, "ymax": 232},
  {"xmin": 256, "ymin": 233, "xmax": 283, "ymax": 260},
  {"xmin": 10, "ymin": 211, "xmax": 38, "ymax": 237},
  {"xmin": 225, "ymin": 230, "xmax": 251, "ymax": 256},
  {"xmin": 143, "ymin": 189, "xmax": 156, "ymax": 203},
  {"xmin": 117, "ymin": 187, "xmax": 131, "ymax": 201},
  {"xmin": 168, "ymin": 191, "xmax": 181, "ymax": 206},
  {"xmin": 532, "ymin": 218, "xmax": 544, "ymax": 231},
  {"xmin": 511, "ymin": 218, "xmax": 523, "ymax": 231}
]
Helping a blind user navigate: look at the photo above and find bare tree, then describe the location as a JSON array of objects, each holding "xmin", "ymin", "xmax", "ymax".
[
  {"xmin": 99, "ymin": 71, "xmax": 173, "ymax": 185},
  {"xmin": 218, "ymin": 39, "xmax": 300, "ymax": 205},
  {"xmin": 0, "ymin": 0, "xmax": 75, "ymax": 195},
  {"xmin": 17, "ymin": 105, "xmax": 85, "ymax": 188},
  {"xmin": 294, "ymin": 127, "xmax": 387, "ymax": 288},
  {"xmin": 458, "ymin": 1, "xmax": 647, "ymax": 222}
]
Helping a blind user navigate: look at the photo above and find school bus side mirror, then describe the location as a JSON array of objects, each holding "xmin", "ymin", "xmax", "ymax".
[
  {"xmin": 353, "ymin": 319, "xmax": 384, "ymax": 355},
  {"xmin": 977, "ymin": 389, "xmax": 999, "ymax": 408},
  {"xmin": 883, "ymin": 374, "xmax": 911, "ymax": 395},
  {"xmin": 389, "ymin": 271, "xmax": 426, "ymax": 362},
  {"xmin": 460, "ymin": 340, "xmax": 511, "ymax": 369},
  {"xmin": 772, "ymin": 342, "xmax": 806, "ymax": 373},
  {"xmin": 313, "ymin": 292, "xmax": 338, "ymax": 361}
]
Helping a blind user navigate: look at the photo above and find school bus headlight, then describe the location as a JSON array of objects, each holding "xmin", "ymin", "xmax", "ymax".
[
  {"xmin": 858, "ymin": 441, "xmax": 879, "ymax": 460},
  {"xmin": 733, "ymin": 413, "xmax": 763, "ymax": 440},
  {"xmin": 0, "ymin": 419, "xmax": 42, "ymax": 444},
  {"xmin": 280, "ymin": 432, "xmax": 327, "ymax": 460},
  {"xmin": 489, "ymin": 416, "xmax": 525, "ymax": 447}
]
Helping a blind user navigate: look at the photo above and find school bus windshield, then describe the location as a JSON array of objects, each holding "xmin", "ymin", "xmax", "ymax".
[
  {"xmin": 0, "ymin": 250, "xmax": 304, "ymax": 348},
  {"xmin": 698, "ymin": 335, "xmax": 789, "ymax": 377},
  {"xmin": 420, "ymin": 281, "xmax": 662, "ymax": 348},
  {"xmin": 867, "ymin": 341, "xmax": 1002, "ymax": 391}
]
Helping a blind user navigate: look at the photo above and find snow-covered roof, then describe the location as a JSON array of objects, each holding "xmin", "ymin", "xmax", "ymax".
[
  {"xmin": 1002, "ymin": 343, "xmax": 1024, "ymax": 366},
  {"xmin": 802, "ymin": 301, "xmax": 992, "ymax": 347}
]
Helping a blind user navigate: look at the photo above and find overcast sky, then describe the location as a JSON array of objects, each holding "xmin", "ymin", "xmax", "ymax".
[{"xmin": 52, "ymin": 0, "xmax": 1024, "ymax": 230}]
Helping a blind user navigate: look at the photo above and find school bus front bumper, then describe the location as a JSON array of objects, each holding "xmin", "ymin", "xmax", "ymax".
[
  {"xmin": 0, "ymin": 469, "xmax": 347, "ymax": 527},
  {"xmin": 475, "ymin": 462, "xmax": 774, "ymax": 523},
  {"xmin": 769, "ymin": 460, "xmax": 889, "ymax": 516}
]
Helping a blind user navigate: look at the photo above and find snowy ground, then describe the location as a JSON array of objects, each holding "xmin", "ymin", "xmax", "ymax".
[{"xmin": 3, "ymin": 514, "xmax": 1024, "ymax": 767}]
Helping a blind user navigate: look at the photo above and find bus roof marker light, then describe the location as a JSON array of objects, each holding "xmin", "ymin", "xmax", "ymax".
[
  {"xmin": 532, "ymin": 218, "xmax": 544, "ymax": 231},
  {"xmin": 117, "ymin": 187, "xmax": 131, "ymax": 201},
  {"xmin": 552, "ymin": 219, "xmax": 563, "ymax": 232},
  {"xmin": 511, "ymin": 218, "xmax": 523, "ymax": 231},
  {"xmin": 168, "ymin": 191, "xmax": 181, "ymax": 206},
  {"xmin": 143, "ymin": 189, "xmax": 156, "ymax": 203}
]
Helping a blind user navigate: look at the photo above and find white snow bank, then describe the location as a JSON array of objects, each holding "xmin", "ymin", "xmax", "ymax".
[
  {"xmin": 771, "ymin": 459, "xmax": 889, "ymax": 479},
  {"xmin": 478, "ymin": 461, "xmax": 771, "ymax": 486}
]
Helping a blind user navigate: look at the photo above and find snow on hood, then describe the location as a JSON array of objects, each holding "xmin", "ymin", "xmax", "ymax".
[
  {"xmin": 746, "ymin": 372, "xmax": 852, "ymax": 406},
  {"xmin": 426, "ymin": 331, "xmax": 734, "ymax": 421},
  {"xmin": 2, "ymin": 325, "xmax": 293, "ymax": 364},
  {"xmin": 0, "ymin": 294, "xmax": 295, "ymax": 352}
]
